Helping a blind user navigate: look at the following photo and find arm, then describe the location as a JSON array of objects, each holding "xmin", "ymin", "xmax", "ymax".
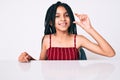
[
  {"xmin": 39, "ymin": 35, "xmax": 48, "ymax": 60},
  {"xmin": 18, "ymin": 35, "xmax": 48, "ymax": 62},
  {"xmin": 74, "ymin": 13, "xmax": 115, "ymax": 57}
]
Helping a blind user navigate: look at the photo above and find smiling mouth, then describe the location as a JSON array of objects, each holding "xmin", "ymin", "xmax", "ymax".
[{"xmin": 58, "ymin": 23, "xmax": 67, "ymax": 26}]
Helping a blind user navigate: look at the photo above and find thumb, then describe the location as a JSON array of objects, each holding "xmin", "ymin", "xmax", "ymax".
[{"xmin": 73, "ymin": 21, "xmax": 82, "ymax": 26}]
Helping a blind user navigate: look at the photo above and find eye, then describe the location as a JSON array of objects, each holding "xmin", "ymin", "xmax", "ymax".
[
  {"xmin": 65, "ymin": 13, "xmax": 69, "ymax": 17},
  {"xmin": 55, "ymin": 15, "xmax": 60, "ymax": 18}
]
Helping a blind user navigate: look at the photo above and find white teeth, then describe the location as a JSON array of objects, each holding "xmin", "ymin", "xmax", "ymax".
[{"xmin": 59, "ymin": 23, "xmax": 66, "ymax": 26}]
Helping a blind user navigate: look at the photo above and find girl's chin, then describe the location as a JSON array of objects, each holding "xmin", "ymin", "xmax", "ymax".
[{"xmin": 57, "ymin": 28, "xmax": 69, "ymax": 32}]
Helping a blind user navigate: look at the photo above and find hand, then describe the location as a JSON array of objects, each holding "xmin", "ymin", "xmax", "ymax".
[
  {"xmin": 18, "ymin": 52, "xmax": 34, "ymax": 63},
  {"xmin": 73, "ymin": 13, "xmax": 92, "ymax": 31}
]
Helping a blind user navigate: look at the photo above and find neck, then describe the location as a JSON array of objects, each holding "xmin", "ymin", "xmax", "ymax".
[{"xmin": 54, "ymin": 31, "xmax": 70, "ymax": 39}]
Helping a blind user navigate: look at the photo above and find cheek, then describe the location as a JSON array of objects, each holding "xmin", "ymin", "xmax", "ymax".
[
  {"xmin": 67, "ymin": 19, "xmax": 71, "ymax": 26},
  {"xmin": 67, "ymin": 17, "xmax": 70, "ymax": 23},
  {"xmin": 55, "ymin": 20, "xmax": 58, "ymax": 26}
]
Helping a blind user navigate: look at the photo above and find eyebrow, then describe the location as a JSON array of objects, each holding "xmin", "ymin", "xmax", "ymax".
[{"xmin": 56, "ymin": 12, "xmax": 68, "ymax": 14}]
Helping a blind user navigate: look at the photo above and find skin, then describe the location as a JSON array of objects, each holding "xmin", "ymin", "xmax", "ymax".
[
  {"xmin": 18, "ymin": 52, "xmax": 35, "ymax": 62},
  {"xmin": 18, "ymin": 6, "xmax": 115, "ymax": 62}
]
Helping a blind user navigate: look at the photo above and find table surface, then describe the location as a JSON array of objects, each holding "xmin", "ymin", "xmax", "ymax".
[{"xmin": 0, "ymin": 60, "xmax": 120, "ymax": 80}]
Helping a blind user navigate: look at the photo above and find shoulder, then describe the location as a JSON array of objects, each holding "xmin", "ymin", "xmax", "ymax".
[
  {"xmin": 42, "ymin": 34, "xmax": 50, "ymax": 42},
  {"xmin": 76, "ymin": 34, "xmax": 86, "ymax": 40},
  {"xmin": 69, "ymin": 34, "xmax": 86, "ymax": 41},
  {"xmin": 41, "ymin": 34, "xmax": 50, "ymax": 48},
  {"xmin": 75, "ymin": 34, "xmax": 88, "ymax": 48},
  {"xmin": 76, "ymin": 34, "xmax": 92, "ymax": 46}
]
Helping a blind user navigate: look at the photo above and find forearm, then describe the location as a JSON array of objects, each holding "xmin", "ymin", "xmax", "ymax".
[{"xmin": 87, "ymin": 27, "xmax": 115, "ymax": 56}]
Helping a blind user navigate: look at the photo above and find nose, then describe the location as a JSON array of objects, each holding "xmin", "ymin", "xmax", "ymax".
[{"xmin": 60, "ymin": 16, "xmax": 65, "ymax": 21}]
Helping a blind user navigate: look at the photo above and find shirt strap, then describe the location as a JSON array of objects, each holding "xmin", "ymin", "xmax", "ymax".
[
  {"xmin": 50, "ymin": 34, "xmax": 51, "ymax": 48},
  {"xmin": 74, "ymin": 34, "xmax": 76, "ymax": 48}
]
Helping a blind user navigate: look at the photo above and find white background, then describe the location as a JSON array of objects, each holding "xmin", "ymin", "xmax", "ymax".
[{"xmin": 0, "ymin": 0, "xmax": 120, "ymax": 60}]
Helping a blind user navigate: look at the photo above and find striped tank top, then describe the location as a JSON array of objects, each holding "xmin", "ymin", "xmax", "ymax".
[{"xmin": 46, "ymin": 34, "xmax": 79, "ymax": 60}]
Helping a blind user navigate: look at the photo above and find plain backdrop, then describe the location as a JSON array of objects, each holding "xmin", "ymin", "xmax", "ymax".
[{"xmin": 0, "ymin": 0, "xmax": 120, "ymax": 60}]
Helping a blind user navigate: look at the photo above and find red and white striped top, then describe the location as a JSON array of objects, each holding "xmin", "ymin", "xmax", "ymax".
[{"xmin": 46, "ymin": 34, "xmax": 79, "ymax": 60}]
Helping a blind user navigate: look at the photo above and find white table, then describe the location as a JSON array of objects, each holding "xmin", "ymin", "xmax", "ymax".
[{"xmin": 0, "ymin": 60, "xmax": 120, "ymax": 80}]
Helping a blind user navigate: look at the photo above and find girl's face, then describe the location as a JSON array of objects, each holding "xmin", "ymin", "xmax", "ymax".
[{"xmin": 54, "ymin": 6, "xmax": 70, "ymax": 32}]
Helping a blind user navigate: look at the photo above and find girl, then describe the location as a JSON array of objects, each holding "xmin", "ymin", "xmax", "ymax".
[{"xmin": 18, "ymin": 1, "xmax": 115, "ymax": 62}]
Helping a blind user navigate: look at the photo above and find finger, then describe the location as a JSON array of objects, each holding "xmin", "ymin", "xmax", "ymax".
[
  {"xmin": 73, "ymin": 21, "xmax": 78, "ymax": 24},
  {"xmin": 81, "ymin": 14, "xmax": 88, "ymax": 20},
  {"xmin": 73, "ymin": 21, "xmax": 82, "ymax": 26},
  {"xmin": 18, "ymin": 54, "xmax": 26, "ymax": 62},
  {"xmin": 24, "ymin": 56, "xmax": 29, "ymax": 62},
  {"xmin": 75, "ymin": 14, "xmax": 88, "ymax": 19},
  {"xmin": 82, "ymin": 15, "xmax": 87, "ymax": 19},
  {"xmin": 20, "ymin": 52, "xmax": 28, "ymax": 58},
  {"xmin": 75, "ymin": 13, "xmax": 79, "ymax": 17},
  {"xmin": 19, "ymin": 58, "xmax": 28, "ymax": 63},
  {"xmin": 23, "ymin": 52, "xmax": 28, "ymax": 56},
  {"xmin": 26, "ymin": 55, "xmax": 32, "ymax": 61},
  {"xmin": 75, "ymin": 14, "xmax": 86, "ymax": 22},
  {"xmin": 75, "ymin": 13, "xmax": 81, "ymax": 19}
]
